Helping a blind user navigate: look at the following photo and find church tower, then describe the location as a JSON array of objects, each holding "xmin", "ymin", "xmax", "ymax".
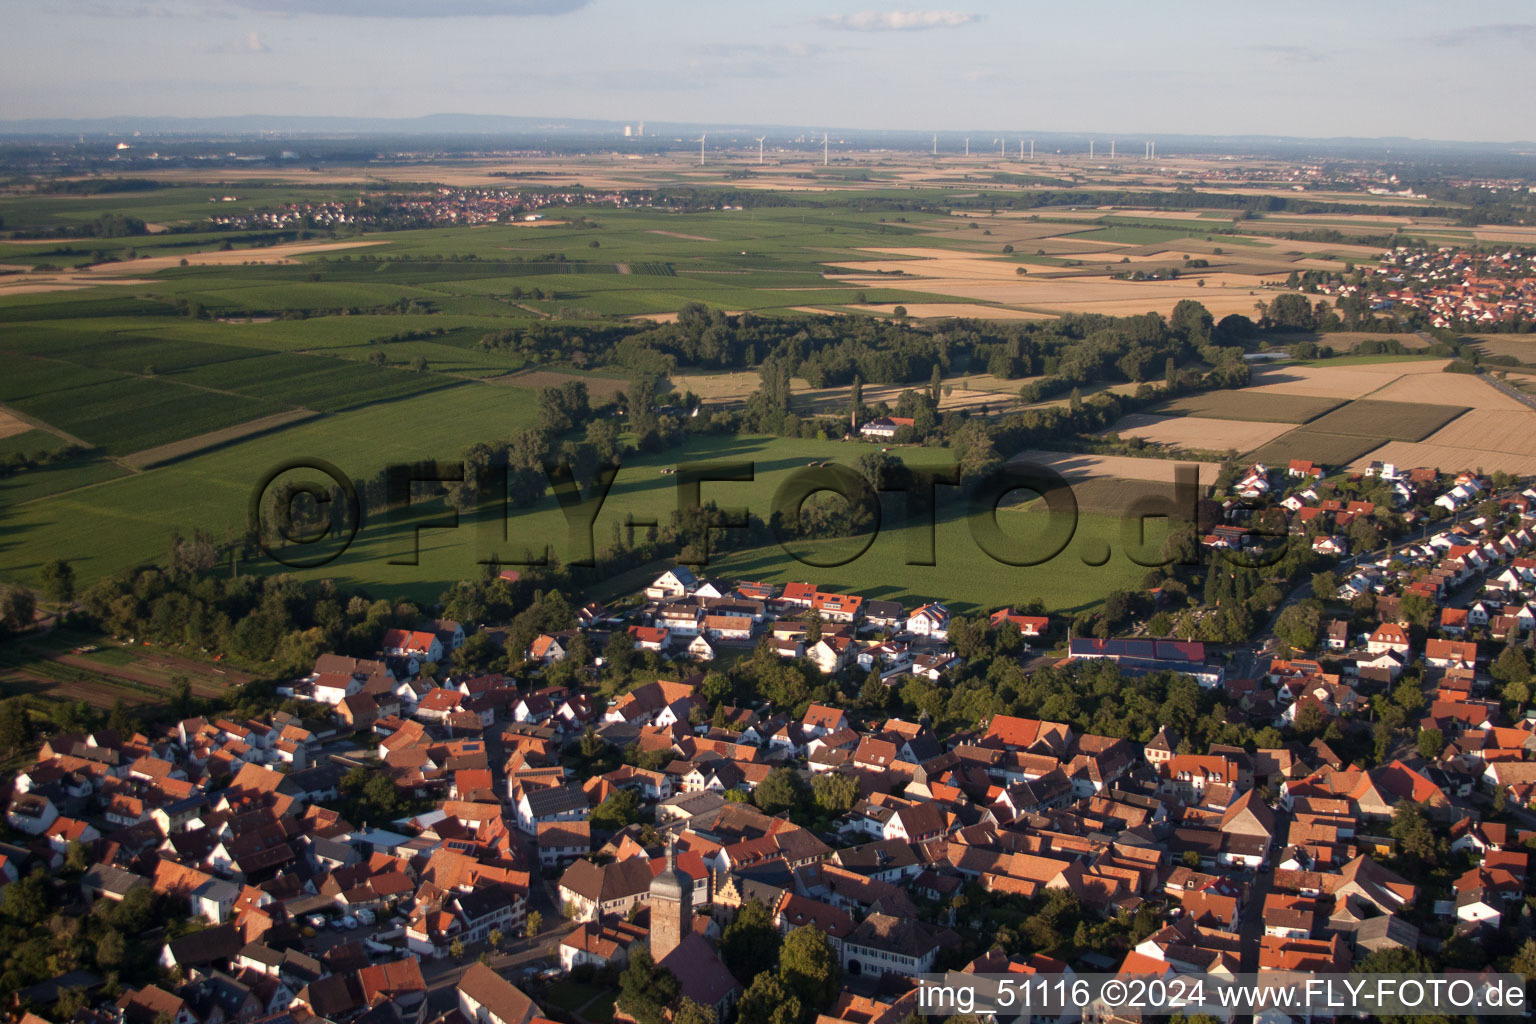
[{"xmin": 648, "ymin": 837, "xmax": 692, "ymax": 961}]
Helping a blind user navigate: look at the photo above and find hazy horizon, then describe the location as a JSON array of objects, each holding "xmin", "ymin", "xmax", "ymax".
[{"xmin": 6, "ymin": 1, "xmax": 1536, "ymax": 144}]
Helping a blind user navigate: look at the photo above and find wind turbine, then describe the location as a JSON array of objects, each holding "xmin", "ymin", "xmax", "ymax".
[
  {"xmin": 964, "ymin": 138, "xmax": 969, "ymax": 156},
  {"xmin": 932, "ymin": 134, "xmax": 937, "ymax": 156},
  {"xmin": 696, "ymin": 131, "xmax": 706, "ymax": 166},
  {"xmin": 756, "ymin": 136, "xmax": 766, "ymax": 165},
  {"xmin": 823, "ymin": 132, "xmax": 829, "ymax": 167},
  {"xmin": 998, "ymin": 138, "xmax": 1004, "ymax": 158}
]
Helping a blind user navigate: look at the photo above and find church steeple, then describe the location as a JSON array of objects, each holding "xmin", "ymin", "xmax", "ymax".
[{"xmin": 648, "ymin": 834, "xmax": 692, "ymax": 961}]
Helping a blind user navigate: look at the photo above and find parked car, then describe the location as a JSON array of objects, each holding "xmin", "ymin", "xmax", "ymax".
[
  {"xmin": 308, "ymin": 915, "xmax": 328, "ymax": 928},
  {"xmin": 342, "ymin": 916, "xmax": 359, "ymax": 930},
  {"xmin": 355, "ymin": 909, "xmax": 376, "ymax": 926}
]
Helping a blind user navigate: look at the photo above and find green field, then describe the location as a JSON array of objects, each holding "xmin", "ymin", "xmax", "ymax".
[{"xmin": 0, "ymin": 421, "xmax": 1163, "ymax": 613}]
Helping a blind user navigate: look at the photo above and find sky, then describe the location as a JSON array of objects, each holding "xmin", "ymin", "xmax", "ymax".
[{"xmin": 4, "ymin": 0, "xmax": 1535, "ymax": 142}]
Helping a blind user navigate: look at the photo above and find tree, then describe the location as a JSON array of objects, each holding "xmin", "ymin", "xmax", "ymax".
[
  {"xmin": 1399, "ymin": 592, "xmax": 1436, "ymax": 630},
  {"xmin": 754, "ymin": 767, "xmax": 804, "ymax": 814},
  {"xmin": 617, "ymin": 945, "xmax": 680, "ymax": 1024},
  {"xmin": 488, "ymin": 928, "xmax": 503, "ymax": 950},
  {"xmin": 802, "ymin": 609, "xmax": 823, "ymax": 647},
  {"xmin": 39, "ymin": 559, "xmax": 75, "ymax": 604},
  {"xmin": 1169, "ymin": 299, "xmax": 1214, "ymax": 347},
  {"xmin": 674, "ymin": 1000, "xmax": 716, "ymax": 1024},
  {"xmin": 1274, "ymin": 600, "xmax": 1322, "ymax": 651},
  {"xmin": 526, "ymin": 910, "xmax": 542, "ymax": 938},
  {"xmin": 1389, "ymin": 801, "xmax": 1441, "ymax": 866},
  {"xmin": 0, "ymin": 587, "xmax": 35, "ymax": 632},
  {"xmin": 589, "ymin": 788, "xmax": 642, "ymax": 831},
  {"xmin": 449, "ymin": 938, "xmax": 465, "ymax": 960},
  {"xmin": 721, "ymin": 899, "xmax": 782, "ymax": 984},
  {"xmin": 410, "ymin": 355, "xmax": 428, "ymax": 372},
  {"xmin": 811, "ymin": 772, "xmax": 859, "ymax": 815},
  {"xmin": 1492, "ymin": 644, "xmax": 1533, "ymax": 685},
  {"xmin": 95, "ymin": 928, "xmax": 126, "ymax": 970},
  {"xmin": 778, "ymin": 925, "xmax": 839, "ymax": 1014},
  {"xmin": 64, "ymin": 839, "xmax": 90, "ymax": 874},
  {"xmin": 1417, "ymin": 727, "xmax": 1444, "ymax": 760},
  {"xmin": 739, "ymin": 972, "xmax": 802, "ymax": 1024},
  {"xmin": 0, "ymin": 701, "xmax": 31, "ymax": 755},
  {"xmin": 1511, "ymin": 937, "xmax": 1536, "ymax": 981}
]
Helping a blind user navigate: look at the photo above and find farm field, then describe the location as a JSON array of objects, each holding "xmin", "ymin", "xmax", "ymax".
[
  {"xmin": 0, "ymin": 630, "xmax": 252, "ymax": 710},
  {"xmin": 1240, "ymin": 360, "xmax": 1448, "ymax": 399},
  {"xmin": 1101, "ymin": 413, "xmax": 1294, "ymax": 453},
  {"xmin": 0, "ymin": 382, "xmax": 544, "ymax": 593},
  {"xmin": 1347, "ymin": 406, "xmax": 1536, "ymax": 477},
  {"xmin": 1152, "ymin": 390, "xmax": 1342, "ymax": 423},
  {"xmin": 0, "ymin": 169, "xmax": 1527, "ymax": 618},
  {"xmin": 1300, "ymin": 399, "xmax": 1467, "ymax": 442},
  {"xmin": 1248, "ymin": 429, "xmax": 1387, "ymax": 469}
]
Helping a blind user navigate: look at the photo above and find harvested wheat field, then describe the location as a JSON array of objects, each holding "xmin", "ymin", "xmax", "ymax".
[
  {"xmin": 647, "ymin": 230, "xmax": 718, "ymax": 242},
  {"xmin": 1007, "ymin": 450, "xmax": 1220, "ymax": 486},
  {"xmin": 1241, "ymin": 361, "xmax": 1446, "ymax": 400},
  {"xmin": 633, "ymin": 310, "xmax": 745, "ymax": 324},
  {"xmin": 664, "ymin": 370, "xmax": 762, "ymax": 403},
  {"xmin": 494, "ymin": 368, "xmax": 628, "ymax": 400},
  {"xmin": 1102, "ymin": 413, "xmax": 1293, "ymax": 452},
  {"xmin": 793, "ymin": 381, "xmax": 1018, "ymax": 417},
  {"xmin": 0, "ymin": 410, "xmax": 31, "ymax": 441},
  {"xmin": 1349, "ymin": 439, "xmax": 1536, "ymax": 478},
  {"xmin": 85, "ymin": 239, "xmax": 389, "ymax": 276},
  {"xmin": 847, "ymin": 303, "xmax": 1053, "ymax": 320},
  {"xmin": 1364, "ymin": 369, "xmax": 1524, "ymax": 410},
  {"xmin": 0, "ymin": 275, "xmax": 159, "ymax": 295}
]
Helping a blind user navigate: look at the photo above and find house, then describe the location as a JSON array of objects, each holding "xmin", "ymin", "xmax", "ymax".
[
  {"xmin": 646, "ymin": 567, "xmax": 697, "ymax": 601},
  {"xmin": 906, "ymin": 602, "xmax": 950, "ymax": 639},
  {"xmin": 842, "ymin": 912, "xmax": 942, "ymax": 978},
  {"xmin": 859, "ymin": 416, "xmax": 914, "ymax": 440},
  {"xmin": 990, "ymin": 608, "xmax": 1049, "ymax": 638},
  {"xmin": 513, "ymin": 784, "xmax": 589, "ymax": 834},
  {"xmin": 1367, "ymin": 623, "xmax": 1411, "ymax": 656},
  {"xmin": 1325, "ymin": 620, "xmax": 1349, "ymax": 651},
  {"xmin": 628, "ymin": 626, "xmax": 671, "ymax": 653},
  {"xmin": 457, "ymin": 962, "xmax": 542, "ymax": 1024},
  {"xmin": 382, "ymin": 629, "xmax": 444, "ymax": 666},
  {"xmin": 1426, "ymin": 639, "xmax": 1478, "ymax": 670}
]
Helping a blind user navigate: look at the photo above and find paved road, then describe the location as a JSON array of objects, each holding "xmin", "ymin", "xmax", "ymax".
[{"xmin": 1485, "ymin": 373, "xmax": 1536, "ymax": 413}]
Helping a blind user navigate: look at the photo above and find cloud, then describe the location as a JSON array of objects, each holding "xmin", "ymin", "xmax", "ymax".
[
  {"xmin": 1425, "ymin": 22, "xmax": 1536, "ymax": 47},
  {"xmin": 207, "ymin": 29, "xmax": 270, "ymax": 52},
  {"xmin": 818, "ymin": 9, "xmax": 978, "ymax": 31},
  {"xmin": 225, "ymin": 0, "xmax": 590, "ymax": 15}
]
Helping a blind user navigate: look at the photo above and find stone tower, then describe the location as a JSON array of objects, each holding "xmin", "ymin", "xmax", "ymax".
[{"xmin": 648, "ymin": 836, "xmax": 692, "ymax": 961}]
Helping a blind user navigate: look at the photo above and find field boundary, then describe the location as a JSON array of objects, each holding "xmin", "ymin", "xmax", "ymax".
[{"xmin": 120, "ymin": 408, "xmax": 324, "ymax": 469}]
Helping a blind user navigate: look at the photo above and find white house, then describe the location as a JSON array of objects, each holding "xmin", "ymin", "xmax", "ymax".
[{"xmin": 906, "ymin": 602, "xmax": 950, "ymax": 639}]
